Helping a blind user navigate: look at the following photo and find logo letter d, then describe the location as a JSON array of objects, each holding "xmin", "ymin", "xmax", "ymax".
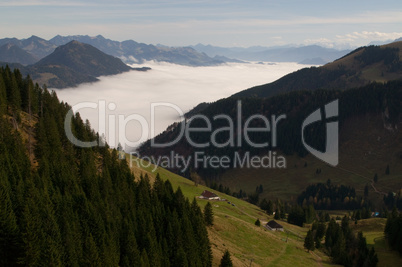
[{"xmin": 301, "ymin": 100, "xmax": 338, "ymax": 166}]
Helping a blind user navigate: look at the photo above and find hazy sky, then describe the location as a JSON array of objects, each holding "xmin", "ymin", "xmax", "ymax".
[{"xmin": 1, "ymin": 0, "xmax": 402, "ymax": 48}]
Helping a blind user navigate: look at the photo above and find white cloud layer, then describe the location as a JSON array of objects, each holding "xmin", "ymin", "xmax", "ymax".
[{"xmin": 54, "ymin": 61, "xmax": 308, "ymax": 149}]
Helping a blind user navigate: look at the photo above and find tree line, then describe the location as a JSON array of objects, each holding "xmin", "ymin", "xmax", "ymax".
[
  {"xmin": 384, "ymin": 208, "xmax": 402, "ymax": 255},
  {"xmin": 297, "ymin": 179, "xmax": 368, "ymax": 210},
  {"xmin": 305, "ymin": 216, "xmax": 378, "ymax": 266}
]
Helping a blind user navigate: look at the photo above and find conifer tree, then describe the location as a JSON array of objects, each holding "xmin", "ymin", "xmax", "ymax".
[
  {"xmin": 140, "ymin": 249, "xmax": 151, "ymax": 267},
  {"xmin": 8, "ymin": 71, "xmax": 21, "ymax": 110},
  {"xmin": 304, "ymin": 230, "xmax": 315, "ymax": 252},
  {"xmin": 314, "ymin": 221, "xmax": 326, "ymax": 248},
  {"xmin": 175, "ymin": 247, "xmax": 188, "ymax": 267},
  {"xmin": 274, "ymin": 208, "xmax": 280, "ymax": 219},
  {"xmin": 0, "ymin": 174, "xmax": 21, "ymax": 266},
  {"xmin": 83, "ymin": 234, "xmax": 102, "ymax": 267},
  {"xmin": 364, "ymin": 184, "xmax": 369, "ymax": 198},
  {"xmin": 219, "ymin": 250, "xmax": 233, "ymax": 267},
  {"xmin": 0, "ymin": 73, "xmax": 7, "ymax": 114},
  {"xmin": 204, "ymin": 202, "xmax": 214, "ymax": 226}
]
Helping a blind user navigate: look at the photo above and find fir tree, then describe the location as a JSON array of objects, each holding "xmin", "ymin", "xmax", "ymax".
[
  {"xmin": 304, "ymin": 230, "xmax": 315, "ymax": 252},
  {"xmin": 219, "ymin": 250, "xmax": 233, "ymax": 267},
  {"xmin": 0, "ymin": 73, "xmax": 7, "ymax": 114},
  {"xmin": 0, "ymin": 175, "xmax": 21, "ymax": 265},
  {"xmin": 204, "ymin": 202, "xmax": 214, "ymax": 226},
  {"xmin": 274, "ymin": 208, "xmax": 280, "ymax": 220},
  {"xmin": 364, "ymin": 184, "xmax": 369, "ymax": 198}
]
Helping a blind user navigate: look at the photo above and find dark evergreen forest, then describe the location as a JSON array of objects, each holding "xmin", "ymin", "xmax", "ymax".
[
  {"xmin": 305, "ymin": 216, "xmax": 378, "ymax": 266},
  {"xmin": 0, "ymin": 66, "xmax": 212, "ymax": 266},
  {"xmin": 140, "ymin": 81, "xmax": 402, "ymax": 179}
]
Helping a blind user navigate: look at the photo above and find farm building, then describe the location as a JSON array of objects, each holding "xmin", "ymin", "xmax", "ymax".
[
  {"xmin": 265, "ymin": 220, "xmax": 284, "ymax": 231},
  {"xmin": 199, "ymin": 190, "xmax": 220, "ymax": 200}
]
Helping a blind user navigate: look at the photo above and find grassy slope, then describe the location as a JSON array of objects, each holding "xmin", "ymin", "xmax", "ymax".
[
  {"xmin": 127, "ymin": 154, "xmax": 402, "ymax": 266},
  {"xmin": 219, "ymin": 115, "xmax": 402, "ymax": 208},
  {"xmin": 127, "ymin": 154, "xmax": 337, "ymax": 267}
]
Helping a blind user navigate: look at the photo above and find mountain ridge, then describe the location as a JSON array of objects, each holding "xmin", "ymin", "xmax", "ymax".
[
  {"xmin": 49, "ymin": 35, "xmax": 224, "ymax": 66},
  {"xmin": 232, "ymin": 41, "xmax": 402, "ymax": 98},
  {"xmin": 0, "ymin": 35, "xmax": 224, "ymax": 67},
  {"xmin": 191, "ymin": 43, "xmax": 351, "ymax": 65},
  {"xmin": 1, "ymin": 40, "xmax": 149, "ymax": 88},
  {"xmin": 0, "ymin": 43, "xmax": 37, "ymax": 65}
]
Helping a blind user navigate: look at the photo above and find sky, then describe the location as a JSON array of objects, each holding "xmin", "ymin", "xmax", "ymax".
[{"xmin": 1, "ymin": 0, "xmax": 402, "ymax": 49}]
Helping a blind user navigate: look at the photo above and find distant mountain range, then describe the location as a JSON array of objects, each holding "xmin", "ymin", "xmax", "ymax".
[
  {"xmin": 0, "ymin": 35, "xmax": 224, "ymax": 67},
  {"xmin": 49, "ymin": 35, "xmax": 224, "ymax": 66},
  {"xmin": 191, "ymin": 43, "xmax": 352, "ymax": 65},
  {"xmin": 0, "ymin": 35, "xmax": 57, "ymax": 60},
  {"xmin": 2, "ymin": 35, "xmax": 402, "ymax": 89},
  {"xmin": 2, "ymin": 35, "xmax": 402, "ymax": 68},
  {"xmin": 0, "ymin": 41, "xmax": 149, "ymax": 88}
]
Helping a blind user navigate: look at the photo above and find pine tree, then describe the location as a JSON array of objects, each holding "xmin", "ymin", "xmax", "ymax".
[
  {"xmin": 8, "ymin": 71, "xmax": 21, "ymax": 110},
  {"xmin": 0, "ymin": 174, "xmax": 21, "ymax": 266},
  {"xmin": 175, "ymin": 247, "xmax": 188, "ymax": 267},
  {"xmin": 219, "ymin": 250, "xmax": 233, "ymax": 267},
  {"xmin": 364, "ymin": 184, "xmax": 369, "ymax": 198},
  {"xmin": 0, "ymin": 73, "xmax": 7, "ymax": 114},
  {"xmin": 267, "ymin": 200, "xmax": 273, "ymax": 214},
  {"xmin": 373, "ymin": 173, "xmax": 378, "ymax": 183},
  {"xmin": 315, "ymin": 222, "xmax": 326, "ymax": 248},
  {"xmin": 274, "ymin": 208, "xmax": 280, "ymax": 220},
  {"xmin": 140, "ymin": 249, "xmax": 151, "ymax": 267},
  {"xmin": 255, "ymin": 218, "xmax": 261, "ymax": 226},
  {"xmin": 204, "ymin": 202, "xmax": 214, "ymax": 226},
  {"xmin": 304, "ymin": 230, "xmax": 315, "ymax": 252},
  {"xmin": 83, "ymin": 234, "xmax": 101, "ymax": 266}
]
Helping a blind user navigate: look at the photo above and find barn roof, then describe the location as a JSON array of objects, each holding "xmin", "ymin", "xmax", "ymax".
[
  {"xmin": 266, "ymin": 220, "xmax": 283, "ymax": 229},
  {"xmin": 201, "ymin": 190, "xmax": 218, "ymax": 198}
]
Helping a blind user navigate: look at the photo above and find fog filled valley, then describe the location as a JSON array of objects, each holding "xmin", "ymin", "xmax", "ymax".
[{"xmin": 54, "ymin": 61, "xmax": 309, "ymax": 149}]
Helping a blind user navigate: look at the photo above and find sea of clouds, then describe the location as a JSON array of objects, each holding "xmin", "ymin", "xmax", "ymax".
[{"xmin": 54, "ymin": 61, "xmax": 309, "ymax": 149}]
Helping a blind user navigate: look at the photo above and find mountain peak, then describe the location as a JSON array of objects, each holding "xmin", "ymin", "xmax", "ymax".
[
  {"xmin": 66, "ymin": 40, "xmax": 83, "ymax": 45},
  {"xmin": 27, "ymin": 35, "xmax": 42, "ymax": 40},
  {"xmin": 31, "ymin": 40, "xmax": 134, "ymax": 88}
]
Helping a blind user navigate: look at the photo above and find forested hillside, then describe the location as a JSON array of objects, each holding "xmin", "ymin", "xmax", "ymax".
[
  {"xmin": 140, "ymin": 81, "xmax": 402, "ymax": 179},
  {"xmin": 0, "ymin": 66, "xmax": 212, "ymax": 266}
]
